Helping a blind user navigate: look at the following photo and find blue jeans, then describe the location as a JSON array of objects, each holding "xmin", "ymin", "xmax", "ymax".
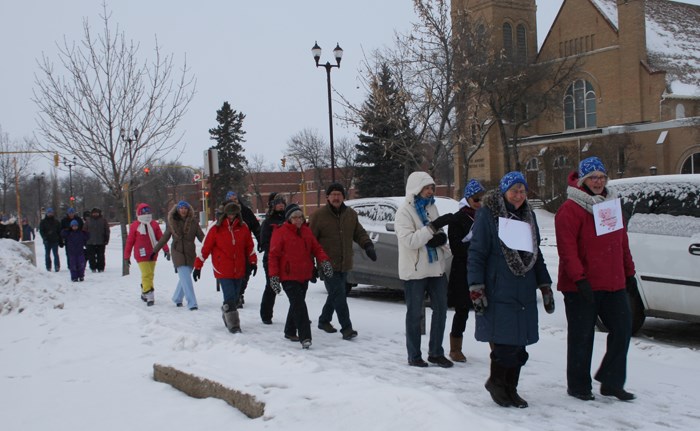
[
  {"xmin": 319, "ymin": 271, "xmax": 352, "ymax": 331},
  {"xmin": 218, "ymin": 278, "xmax": 243, "ymax": 306},
  {"xmin": 564, "ymin": 289, "xmax": 632, "ymax": 393},
  {"xmin": 172, "ymin": 266, "xmax": 198, "ymax": 309},
  {"xmin": 404, "ymin": 275, "xmax": 448, "ymax": 361},
  {"xmin": 44, "ymin": 241, "xmax": 60, "ymax": 271}
]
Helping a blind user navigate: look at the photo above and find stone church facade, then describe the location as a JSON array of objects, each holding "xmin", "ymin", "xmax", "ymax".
[{"xmin": 451, "ymin": 0, "xmax": 700, "ymax": 200}]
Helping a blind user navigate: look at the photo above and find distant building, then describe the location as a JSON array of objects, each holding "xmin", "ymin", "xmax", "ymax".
[{"xmin": 452, "ymin": 0, "xmax": 700, "ymax": 199}]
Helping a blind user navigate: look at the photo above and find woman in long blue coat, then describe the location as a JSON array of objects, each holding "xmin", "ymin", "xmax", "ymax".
[{"xmin": 468, "ymin": 172, "xmax": 554, "ymax": 408}]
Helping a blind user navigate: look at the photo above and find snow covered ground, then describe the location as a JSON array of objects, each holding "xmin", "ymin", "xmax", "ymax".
[{"xmin": 1, "ymin": 210, "xmax": 699, "ymax": 431}]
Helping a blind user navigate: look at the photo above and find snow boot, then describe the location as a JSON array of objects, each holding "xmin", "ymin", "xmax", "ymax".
[
  {"xmin": 506, "ymin": 366, "xmax": 528, "ymax": 408},
  {"xmin": 141, "ymin": 288, "xmax": 154, "ymax": 306},
  {"xmin": 222, "ymin": 302, "xmax": 241, "ymax": 333},
  {"xmin": 485, "ymin": 361, "xmax": 513, "ymax": 407},
  {"xmin": 449, "ymin": 335, "xmax": 467, "ymax": 362}
]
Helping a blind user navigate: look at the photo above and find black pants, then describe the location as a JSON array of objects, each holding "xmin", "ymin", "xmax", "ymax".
[
  {"xmin": 260, "ymin": 258, "xmax": 277, "ymax": 321},
  {"xmin": 86, "ymin": 244, "xmax": 106, "ymax": 271},
  {"xmin": 283, "ymin": 280, "xmax": 309, "ymax": 341},
  {"xmin": 564, "ymin": 289, "xmax": 632, "ymax": 393}
]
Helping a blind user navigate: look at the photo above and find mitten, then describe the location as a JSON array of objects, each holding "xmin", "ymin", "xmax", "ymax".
[
  {"xmin": 426, "ymin": 231, "xmax": 447, "ymax": 248},
  {"xmin": 625, "ymin": 275, "xmax": 637, "ymax": 292},
  {"xmin": 320, "ymin": 260, "xmax": 334, "ymax": 279},
  {"xmin": 270, "ymin": 276, "xmax": 282, "ymax": 295},
  {"xmin": 540, "ymin": 284, "xmax": 555, "ymax": 314},
  {"xmin": 575, "ymin": 279, "xmax": 594, "ymax": 304},
  {"xmin": 469, "ymin": 284, "xmax": 488, "ymax": 315},
  {"xmin": 429, "ymin": 213, "xmax": 453, "ymax": 231},
  {"xmin": 310, "ymin": 267, "xmax": 318, "ymax": 284},
  {"xmin": 364, "ymin": 243, "xmax": 377, "ymax": 261},
  {"xmin": 149, "ymin": 252, "xmax": 157, "ymax": 261},
  {"xmin": 192, "ymin": 268, "xmax": 201, "ymax": 282},
  {"xmin": 250, "ymin": 263, "xmax": 257, "ymax": 277},
  {"xmin": 163, "ymin": 251, "xmax": 170, "ymax": 261}
]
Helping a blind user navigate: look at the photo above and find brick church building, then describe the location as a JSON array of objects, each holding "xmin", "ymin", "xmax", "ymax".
[{"xmin": 451, "ymin": 0, "xmax": 700, "ymax": 200}]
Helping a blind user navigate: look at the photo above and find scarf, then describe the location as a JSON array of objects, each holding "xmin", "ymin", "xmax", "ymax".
[
  {"xmin": 137, "ymin": 214, "xmax": 158, "ymax": 248},
  {"xmin": 414, "ymin": 194, "xmax": 438, "ymax": 263},
  {"xmin": 566, "ymin": 185, "xmax": 616, "ymax": 214},
  {"xmin": 482, "ymin": 190, "xmax": 538, "ymax": 276}
]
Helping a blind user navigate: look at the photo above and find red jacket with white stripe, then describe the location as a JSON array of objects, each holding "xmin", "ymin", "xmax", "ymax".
[{"xmin": 194, "ymin": 216, "xmax": 256, "ymax": 279}]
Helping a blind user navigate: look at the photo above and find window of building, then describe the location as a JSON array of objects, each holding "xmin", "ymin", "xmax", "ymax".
[
  {"xmin": 564, "ymin": 79, "xmax": 596, "ymax": 130},
  {"xmin": 525, "ymin": 157, "xmax": 539, "ymax": 171},
  {"xmin": 676, "ymin": 103, "xmax": 686, "ymax": 119},
  {"xmin": 553, "ymin": 155, "xmax": 569, "ymax": 169},
  {"xmin": 503, "ymin": 23, "xmax": 513, "ymax": 58},
  {"xmin": 681, "ymin": 152, "xmax": 700, "ymax": 174},
  {"xmin": 516, "ymin": 24, "xmax": 527, "ymax": 63}
]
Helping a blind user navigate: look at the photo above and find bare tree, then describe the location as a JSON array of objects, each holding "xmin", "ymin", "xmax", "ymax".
[
  {"xmin": 285, "ymin": 128, "xmax": 331, "ymax": 205},
  {"xmin": 0, "ymin": 125, "xmax": 36, "ymax": 214},
  {"xmin": 245, "ymin": 153, "xmax": 272, "ymax": 212},
  {"xmin": 333, "ymin": 136, "xmax": 357, "ymax": 193},
  {"xmin": 32, "ymin": 2, "xmax": 195, "ymax": 274}
]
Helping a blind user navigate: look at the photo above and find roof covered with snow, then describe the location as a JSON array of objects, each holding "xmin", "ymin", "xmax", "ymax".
[{"xmin": 590, "ymin": 0, "xmax": 700, "ymax": 97}]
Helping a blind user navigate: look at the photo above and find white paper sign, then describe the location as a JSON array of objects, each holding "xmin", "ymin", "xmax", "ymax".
[
  {"xmin": 498, "ymin": 217, "xmax": 533, "ymax": 253},
  {"xmin": 593, "ymin": 198, "xmax": 623, "ymax": 236}
]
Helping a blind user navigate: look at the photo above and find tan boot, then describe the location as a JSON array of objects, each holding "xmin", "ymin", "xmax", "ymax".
[{"xmin": 449, "ymin": 335, "xmax": 467, "ymax": 362}]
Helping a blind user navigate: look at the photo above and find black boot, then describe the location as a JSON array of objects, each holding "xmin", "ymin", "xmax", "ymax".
[
  {"xmin": 506, "ymin": 366, "xmax": 528, "ymax": 408},
  {"xmin": 485, "ymin": 361, "xmax": 513, "ymax": 407}
]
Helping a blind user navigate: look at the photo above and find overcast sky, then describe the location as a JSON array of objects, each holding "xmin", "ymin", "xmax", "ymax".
[{"xmin": 1, "ymin": 0, "xmax": 698, "ymax": 172}]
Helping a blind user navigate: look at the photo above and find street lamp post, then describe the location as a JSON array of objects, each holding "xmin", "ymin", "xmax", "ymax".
[
  {"xmin": 63, "ymin": 156, "xmax": 77, "ymax": 203},
  {"xmin": 120, "ymin": 128, "xmax": 139, "ymax": 223},
  {"xmin": 34, "ymin": 172, "xmax": 45, "ymax": 222},
  {"xmin": 312, "ymin": 41, "xmax": 343, "ymax": 183}
]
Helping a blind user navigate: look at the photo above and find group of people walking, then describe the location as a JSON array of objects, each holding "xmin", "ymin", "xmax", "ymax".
[
  {"xmin": 117, "ymin": 155, "xmax": 636, "ymax": 409},
  {"xmin": 394, "ymin": 156, "xmax": 636, "ymax": 409}
]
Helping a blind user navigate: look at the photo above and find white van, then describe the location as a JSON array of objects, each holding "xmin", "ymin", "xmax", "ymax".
[{"xmin": 606, "ymin": 174, "xmax": 700, "ymax": 333}]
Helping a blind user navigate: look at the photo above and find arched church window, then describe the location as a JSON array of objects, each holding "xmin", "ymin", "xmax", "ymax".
[
  {"xmin": 525, "ymin": 157, "xmax": 539, "ymax": 171},
  {"xmin": 681, "ymin": 152, "xmax": 700, "ymax": 174},
  {"xmin": 564, "ymin": 79, "xmax": 596, "ymax": 130},
  {"xmin": 516, "ymin": 24, "xmax": 527, "ymax": 63},
  {"xmin": 503, "ymin": 23, "xmax": 513, "ymax": 58},
  {"xmin": 676, "ymin": 103, "xmax": 686, "ymax": 119}
]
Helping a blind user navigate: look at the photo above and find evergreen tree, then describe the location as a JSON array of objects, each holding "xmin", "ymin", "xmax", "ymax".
[
  {"xmin": 208, "ymin": 102, "xmax": 248, "ymax": 210},
  {"xmin": 355, "ymin": 64, "xmax": 420, "ymax": 197}
]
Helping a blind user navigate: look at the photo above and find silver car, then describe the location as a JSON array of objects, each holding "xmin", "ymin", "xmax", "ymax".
[{"xmin": 345, "ymin": 196, "xmax": 460, "ymax": 291}]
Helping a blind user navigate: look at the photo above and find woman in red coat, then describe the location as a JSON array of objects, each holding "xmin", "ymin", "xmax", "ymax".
[
  {"xmin": 192, "ymin": 202, "xmax": 257, "ymax": 333},
  {"xmin": 555, "ymin": 156, "xmax": 637, "ymax": 402},
  {"xmin": 124, "ymin": 203, "xmax": 170, "ymax": 306},
  {"xmin": 268, "ymin": 204, "xmax": 333, "ymax": 349}
]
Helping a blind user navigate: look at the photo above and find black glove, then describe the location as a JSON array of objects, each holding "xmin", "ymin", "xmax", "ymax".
[
  {"xmin": 310, "ymin": 267, "xmax": 318, "ymax": 283},
  {"xmin": 320, "ymin": 260, "xmax": 334, "ymax": 279},
  {"xmin": 625, "ymin": 275, "xmax": 637, "ymax": 292},
  {"xmin": 429, "ymin": 213, "xmax": 453, "ymax": 231},
  {"xmin": 575, "ymin": 279, "xmax": 594, "ymax": 304},
  {"xmin": 192, "ymin": 268, "xmax": 201, "ymax": 282},
  {"xmin": 469, "ymin": 284, "xmax": 488, "ymax": 315},
  {"xmin": 124, "ymin": 258, "xmax": 131, "ymax": 267},
  {"xmin": 364, "ymin": 243, "xmax": 377, "ymax": 261},
  {"xmin": 149, "ymin": 252, "xmax": 157, "ymax": 261},
  {"xmin": 540, "ymin": 285, "xmax": 555, "ymax": 314},
  {"xmin": 163, "ymin": 251, "xmax": 170, "ymax": 261},
  {"xmin": 270, "ymin": 276, "xmax": 282, "ymax": 295},
  {"xmin": 250, "ymin": 263, "xmax": 257, "ymax": 277},
  {"xmin": 59, "ymin": 241, "xmax": 65, "ymax": 248},
  {"xmin": 426, "ymin": 231, "xmax": 447, "ymax": 248},
  {"xmin": 257, "ymin": 244, "xmax": 263, "ymax": 253}
]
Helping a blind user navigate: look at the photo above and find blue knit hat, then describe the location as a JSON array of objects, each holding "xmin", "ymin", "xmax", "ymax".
[
  {"xmin": 226, "ymin": 191, "xmax": 237, "ymax": 200},
  {"xmin": 46, "ymin": 207, "xmax": 54, "ymax": 214},
  {"xmin": 578, "ymin": 156, "xmax": 607, "ymax": 185},
  {"xmin": 70, "ymin": 219, "xmax": 79, "ymax": 227},
  {"xmin": 463, "ymin": 179, "xmax": 486, "ymax": 200},
  {"xmin": 67, "ymin": 207, "xmax": 75, "ymax": 215},
  {"xmin": 176, "ymin": 200, "xmax": 190, "ymax": 210},
  {"xmin": 499, "ymin": 171, "xmax": 528, "ymax": 194}
]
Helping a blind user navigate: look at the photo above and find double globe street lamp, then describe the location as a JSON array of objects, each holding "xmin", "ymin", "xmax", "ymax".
[
  {"xmin": 63, "ymin": 156, "xmax": 77, "ymax": 204},
  {"xmin": 312, "ymin": 41, "xmax": 343, "ymax": 183}
]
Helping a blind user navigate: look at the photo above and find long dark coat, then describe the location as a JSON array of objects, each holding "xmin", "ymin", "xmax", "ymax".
[
  {"xmin": 467, "ymin": 191, "xmax": 551, "ymax": 346},
  {"xmin": 447, "ymin": 205, "xmax": 477, "ymax": 308}
]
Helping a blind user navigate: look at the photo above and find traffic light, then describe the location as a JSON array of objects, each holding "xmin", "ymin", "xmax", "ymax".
[
  {"xmin": 69, "ymin": 196, "xmax": 75, "ymax": 202},
  {"xmin": 143, "ymin": 167, "xmax": 150, "ymax": 176},
  {"xmin": 281, "ymin": 157, "xmax": 286, "ymax": 168},
  {"xmin": 54, "ymin": 153, "xmax": 59, "ymax": 167}
]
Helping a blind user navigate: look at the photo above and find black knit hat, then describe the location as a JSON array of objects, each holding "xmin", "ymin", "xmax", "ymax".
[
  {"xmin": 284, "ymin": 203, "xmax": 302, "ymax": 221},
  {"xmin": 223, "ymin": 202, "xmax": 241, "ymax": 217},
  {"xmin": 325, "ymin": 182, "xmax": 346, "ymax": 198}
]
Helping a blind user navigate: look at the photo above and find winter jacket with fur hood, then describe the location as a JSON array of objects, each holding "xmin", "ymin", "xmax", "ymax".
[
  {"xmin": 194, "ymin": 209, "xmax": 257, "ymax": 279},
  {"xmin": 268, "ymin": 221, "xmax": 330, "ymax": 282},
  {"xmin": 555, "ymin": 171, "xmax": 635, "ymax": 293},
  {"xmin": 309, "ymin": 202, "xmax": 371, "ymax": 272},
  {"xmin": 123, "ymin": 203, "xmax": 169, "ymax": 263},
  {"xmin": 153, "ymin": 203, "xmax": 205, "ymax": 269},
  {"xmin": 395, "ymin": 171, "xmax": 451, "ymax": 281},
  {"xmin": 467, "ymin": 190, "xmax": 551, "ymax": 346}
]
